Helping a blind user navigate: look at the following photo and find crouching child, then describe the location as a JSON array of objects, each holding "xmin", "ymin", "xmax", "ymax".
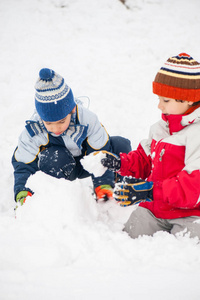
[{"xmin": 12, "ymin": 68, "xmax": 131, "ymax": 206}]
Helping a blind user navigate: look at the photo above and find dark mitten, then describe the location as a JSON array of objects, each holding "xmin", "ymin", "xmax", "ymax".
[
  {"xmin": 101, "ymin": 151, "xmax": 121, "ymax": 171},
  {"xmin": 114, "ymin": 176, "xmax": 153, "ymax": 206}
]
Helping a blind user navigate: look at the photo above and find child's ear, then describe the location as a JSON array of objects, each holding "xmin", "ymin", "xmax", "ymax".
[
  {"xmin": 71, "ymin": 106, "xmax": 76, "ymax": 114},
  {"xmin": 188, "ymin": 101, "xmax": 194, "ymax": 106}
]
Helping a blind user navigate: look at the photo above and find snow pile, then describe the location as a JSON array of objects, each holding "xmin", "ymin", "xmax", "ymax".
[{"xmin": 1, "ymin": 0, "xmax": 200, "ymax": 299}]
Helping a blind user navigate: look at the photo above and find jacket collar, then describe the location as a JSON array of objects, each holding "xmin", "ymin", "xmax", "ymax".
[{"xmin": 162, "ymin": 107, "xmax": 200, "ymax": 135}]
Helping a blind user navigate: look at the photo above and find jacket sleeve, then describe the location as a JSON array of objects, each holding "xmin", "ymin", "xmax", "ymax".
[
  {"xmin": 79, "ymin": 107, "xmax": 114, "ymax": 188},
  {"xmin": 12, "ymin": 152, "xmax": 38, "ymax": 199},
  {"xmin": 89, "ymin": 138, "xmax": 114, "ymax": 189},
  {"xmin": 87, "ymin": 128, "xmax": 115, "ymax": 189},
  {"xmin": 12, "ymin": 127, "xmax": 48, "ymax": 200},
  {"xmin": 118, "ymin": 140, "xmax": 152, "ymax": 180}
]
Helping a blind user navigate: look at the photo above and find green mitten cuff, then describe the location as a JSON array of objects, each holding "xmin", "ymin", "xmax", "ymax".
[
  {"xmin": 16, "ymin": 191, "xmax": 32, "ymax": 206},
  {"xmin": 99, "ymin": 184, "xmax": 113, "ymax": 190}
]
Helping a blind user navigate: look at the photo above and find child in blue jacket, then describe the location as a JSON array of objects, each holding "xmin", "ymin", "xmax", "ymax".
[{"xmin": 12, "ymin": 68, "xmax": 131, "ymax": 205}]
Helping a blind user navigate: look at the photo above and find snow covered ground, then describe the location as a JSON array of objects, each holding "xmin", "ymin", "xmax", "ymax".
[{"xmin": 1, "ymin": 0, "xmax": 200, "ymax": 299}]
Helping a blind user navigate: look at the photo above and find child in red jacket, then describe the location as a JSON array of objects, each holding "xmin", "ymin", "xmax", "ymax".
[{"xmin": 101, "ymin": 53, "xmax": 200, "ymax": 239}]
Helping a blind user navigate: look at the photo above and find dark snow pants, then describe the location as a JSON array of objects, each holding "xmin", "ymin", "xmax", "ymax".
[{"xmin": 38, "ymin": 136, "xmax": 131, "ymax": 187}]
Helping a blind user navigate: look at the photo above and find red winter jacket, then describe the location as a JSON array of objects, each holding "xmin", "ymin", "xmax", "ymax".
[{"xmin": 118, "ymin": 108, "xmax": 200, "ymax": 219}]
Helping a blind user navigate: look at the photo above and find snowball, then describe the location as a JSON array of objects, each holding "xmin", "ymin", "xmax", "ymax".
[{"xmin": 80, "ymin": 151, "xmax": 107, "ymax": 177}]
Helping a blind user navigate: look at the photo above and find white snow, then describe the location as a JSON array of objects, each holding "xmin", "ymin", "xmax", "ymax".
[
  {"xmin": 1, "ymin": 0, "xmax": 200, "ymax": 299},
  {"xmin": 80, "ymin": 151, "xmax": 107, "ymax": 177}
]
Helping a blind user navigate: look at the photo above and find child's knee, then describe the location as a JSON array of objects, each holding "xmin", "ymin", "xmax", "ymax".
[
  {"xmin": 110, "ymin": 136, "xmax": 132, "ymax": 156},
  {"xmin": 123, "ymin": 207, "xmax": 147, "ymax": 238},
  {"xmin": 171, "ymin": 217, "xmax": 200, "ymax": 240},
  {"xmin": 38, "ymin": 146, "xmax": 76, "ymax": 179},
  {"xmin": 123, "ymin": 207, "xmax": 164, "ymax": 239}
]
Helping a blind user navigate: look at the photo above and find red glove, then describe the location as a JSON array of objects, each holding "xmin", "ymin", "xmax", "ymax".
[{"xmin": 95, "ymin": 185, "xmax": 113, "ymax": 201}]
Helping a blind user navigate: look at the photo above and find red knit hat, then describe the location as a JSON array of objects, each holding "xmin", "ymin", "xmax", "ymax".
[{"xmin": 153, "ymin": 53, "xmax": 200, "ymax": 102}]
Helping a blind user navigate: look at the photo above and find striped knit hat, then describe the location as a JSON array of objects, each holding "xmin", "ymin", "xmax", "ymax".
[
  {"xmin": 35, "ymin": 68, "xmax": 76, "ymax": 122},
  {"xmin": 153, "ymin": 53, "xmax": 200, "ymax": 102}
]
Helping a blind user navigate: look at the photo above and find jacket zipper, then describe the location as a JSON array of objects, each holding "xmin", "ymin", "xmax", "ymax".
[{"xmin": 159, "ymin": 148, "xmax": 165, "ymax": 161}]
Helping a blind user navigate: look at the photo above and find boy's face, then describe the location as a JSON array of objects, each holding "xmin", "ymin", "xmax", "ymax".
[
  {"xmin": 43, "ymin": 107, "xmax": 76, "ymax": 135},
  {"xmin": 158, "ymin": 96, "xmax": 193, "ymax": 115}
]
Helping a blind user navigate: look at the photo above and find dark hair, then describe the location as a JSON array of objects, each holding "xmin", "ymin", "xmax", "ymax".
[{"xmin": 192, "ymin": 101, "xmax": 200, "ymax": 106}]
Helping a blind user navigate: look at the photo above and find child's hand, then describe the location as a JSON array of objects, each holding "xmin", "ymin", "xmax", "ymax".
[
  {"xmin": 114, "ymin": 177, "xmax": 153, "ymax": 206},
  {"xmin": 95, "ymin": 185, "xmax": 113, "ymax": 202},
  {"xmin": 100, "ymin": 151, "xmax": 121, "ymax": 171},
  {"xmin": 16, "ymin": 190, "xmax": 33, "ymax": 207}
]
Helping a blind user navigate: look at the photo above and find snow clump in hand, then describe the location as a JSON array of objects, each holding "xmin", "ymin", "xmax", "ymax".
[{"xmin": 80, "ymin": 151, "xmax": 107, "ymax": 177}]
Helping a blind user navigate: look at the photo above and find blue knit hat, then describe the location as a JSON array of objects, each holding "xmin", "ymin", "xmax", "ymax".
[{"xmin": 35, "ymin": 68, "xmax": 76, "ymax": 122}]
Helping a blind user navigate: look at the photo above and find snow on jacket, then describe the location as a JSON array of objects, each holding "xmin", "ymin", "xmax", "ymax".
[
  {"xmin": 12, "ymin": 102, "xmax": 114, "ymax": 198},
  {"xmin": 119, "ymin": 107, "xmax": 200, "ymax": 219}
]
